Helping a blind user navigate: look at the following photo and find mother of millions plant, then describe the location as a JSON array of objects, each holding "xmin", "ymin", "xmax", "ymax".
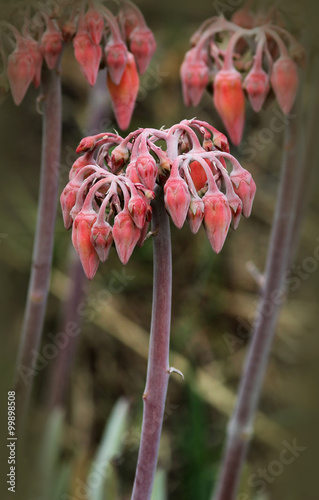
[
  {"xmin": 61, "ymin": 119, "xmax": 256, "ymax": 499},
  {"xmin": 0, "ymin": 0, "xmax": 156, "ymax": 430},
  {"xmin": 180, "ymin": 4, "xmax": 306, "ymax": 500}
]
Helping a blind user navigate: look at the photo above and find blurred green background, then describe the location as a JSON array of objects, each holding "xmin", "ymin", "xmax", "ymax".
[{"xmin": 0, "ymin": 0, "xmax": 319, "ymax": 499}]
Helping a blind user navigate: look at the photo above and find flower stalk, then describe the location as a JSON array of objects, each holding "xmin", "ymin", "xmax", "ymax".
[
  {"xmin": 131, "ymin": 185, "xmax": 172, "ymax": 500},
  {"xmin": 14, "ymin": 66, "xmax": 62, "ymax": 432},
  {"xmin": 212, "ymin": 102, "xmax": 301, "ymax": 500}
]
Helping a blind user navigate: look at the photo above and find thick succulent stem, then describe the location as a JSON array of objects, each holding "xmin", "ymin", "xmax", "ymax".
[
  {"xmin": 212, "ymin": 105, "xmax": 301, "ymax": 500},
  {"xmin": 14, "ymin": 67, "xmax": 62, "ymax": 432},
  {"xmin": 131, "ymin": 185, "xmax": 172, "ymax": 500}
]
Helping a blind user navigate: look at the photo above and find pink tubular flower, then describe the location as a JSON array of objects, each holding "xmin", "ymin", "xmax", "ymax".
[
  {"xmin": 230, "ymin": 168, "xmax": 256, "ymax": 217},
  {"xmin": 128, "ymin": 194, "xmax": 148, "ymax": 229},
  {"xmin": 41, "ymin": 22, "xmax": 63, "ymax": 70},
  {"xmin": 187, "ymin": 196, "xmax": 205, "ymax": 234},
  {"xmin": 90, "ymin": 220, "xmax": 113, "ymax": 262},
  {"xmin": 73, "ymin": 31, "xmax": 102, "ymax": 86},
  {"xmin": 202, "ymin": 190, "xmax": 232, "ymax": 253},
  {"xmin": 7, "ymin": 44, "xmax": 35, "ymax": 105},
  {"xmin": 213, "ymin": 69, "xmax": 245, "ymax": 146},
  {"xmin": 244, "ymin": 67, "xmax": 270, "ymax": 112},
  {"xmin": 136, "ymin": 155, "xmax": 157, "ymax": 190},
  {"xmin": 180, "ymin": 50, "xmax": 209, "ymax": 107},
  {"xmin": 112, "ymin": 210, "xmax": 141, "ymax": 264},
  {"xmin": 85, "ymin": 7, "xmax": 104, "ymax": 45},
  {"xmin": 104, "ymin": 41, "xmax": 128, "ymax": 85},
  {"xmin": 72, "ymin": 210, "xmax": 99, "ymax": 279},
  {"xmin": 164, "ymin": 175, "xmax": 191, "ymax": 229},
  {"xmin": 270, "ymin": 56, "xmax": 299, "ymax": 114},
  {"xmin": 129, "ymin": 27, "xmax": 156, "ymax": 74},
  {"xmin": 107, "ymin": 52, "xmax": 139, "ymax": 130}
]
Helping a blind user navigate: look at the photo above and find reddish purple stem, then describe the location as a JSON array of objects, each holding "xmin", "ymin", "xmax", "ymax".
[
  {"xmin": 14, "ymin": 67, "xmax": 62, "ymax": 432},
  {"xmin": 212, "ymin": 104, "xmax": 301, "ymax": 500},
  {"xmin": 131, "ymin": 185, "xmax": 172, "ymax": 500}
]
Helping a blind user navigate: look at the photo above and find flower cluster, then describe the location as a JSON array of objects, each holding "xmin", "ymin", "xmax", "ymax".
[
  {"xmin": 0, "ymin": 0, "xmax": 156, "ymax": 129},
  {"xmin": 180, "ymin": 7, "xmax": 305, "ymax": 145},
  {"xmin": 61, "ymin": 120, "xmax": 256, "ymax": 279}
]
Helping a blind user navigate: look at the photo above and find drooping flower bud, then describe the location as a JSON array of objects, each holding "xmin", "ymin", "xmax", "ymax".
[
  {"xmin": 128, "ymin": 194, "xmax": 147, "ymax": 229},
  {"xmin": 112, "ymin": 210, "xmax": 141, "ymax": 264},
  {"xmin": 213, "ymin": 69, "xmax": 245, "ymax": 146},
  {"xmin": 244, "ymin": 67, "xmax": 270, "ymax": 112},
  {"xmin": 164, "ymin": 175, "xmax": 191, "ymax": 229},
  {"xmin": 230, "ymin": 168, "xmax": 256, "ymax": 217},
  {"xmin": 85, "ymin": 7, "xmax": 104, "ymax": 45},
  {"xmin": 73, "ymin": 32, "xmax": 102, "ymax": 86},
  {"xmin": 90, "ymin": 219, "xmax": 113, "ymax": 262},
  {"xmin": 7, "ymin": 44, "xmax": 35, "ymax": 105},
  {"xmin": 111, "ymin": 144, "xmax": 130, "ymax": 171},
  {"xmin": 69, "ymin": 152, "xmax": 95, "ymax": 180},
  {"xmin": 41, "ymin": 22, "xmax": 63, "ymax": 70},
  {"xmin": 202, "ymin": 191, "xmax": 232, "ymax": 253},
  {"xmin": 27, "ymin": 39, "xmax": 43, "ymax": 88},
  {"xmin": 107, "ymin": 52, "xmax": 139, "ymax": 130},
  {"xmin": 180, "ymin": 51, "xmax": 209, "ymax": 107},
  {"xmin": 136, "ymin": 155, "xmax": 157, "ymax": 190},
  {"xmin": 129, "ymin": 27, "xmax": 156, "ymax": 74},
  {"xmin": 270, "ymin": 56, "xmax": 298, "ymax": 114},
  {"xmin": 104, "ymin": 41, "xmax": 128, "ymax": 85},
  {"xmin": 60, "ymin": 182, "xmax": 80, "ymax": 229},
  {"xmin": 231, "ymin": 8, "xmax": 254, "ymax": 29},
  {"xmin": 126, "ymin": 162, "xmax": 140, "ymax": 183},
  {"xmin": 187, "ymin": 196, "xmax": 204, "ymax": 234},
  {"xmin": 72, "ymin": 210, "xmax": 99, "ymax": 279}
]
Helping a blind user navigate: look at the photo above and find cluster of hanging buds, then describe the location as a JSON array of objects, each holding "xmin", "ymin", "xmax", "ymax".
[
  {"xmin": 0, "ymin": 0, "xmax": 156, "ymax": 129},
  {"xmin": 61, "ymin": 119, "xmax": 256, "ymax": 279},
  {"xmin": 180, "ymin": 6, "xmax": 305, "ymax": 145}
]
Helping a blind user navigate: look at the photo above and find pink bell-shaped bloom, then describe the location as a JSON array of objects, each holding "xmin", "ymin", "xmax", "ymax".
[
  {"xmin": 111, "ymin": 144, "xmax": 130, "ymax": 171},
  {"xmin": 72, "ymin": 210, "xmax": 99, "ymax": 279},
  {"xmin": 164, "ymin": 175, "xmax": 191, "ymax": 229},
  {"xmin": 7, "ymin": 43, "xmax": 35, "ymax": 105},
  {"xmin": 126, "ymin": 162, "xmax": 141, "ymax": 184},
  {"xmin": 187, "ymin": 196, "xmax": 204, "ymax": 234},
  {"xmin": 69, "ymin": 153, "xmax": 95, "ymax": 180},
  {"xmin": 230, "ymin": 168, "xmax": 256, "ymax": 217},
  {"xmin": 202, "ymin": 190, "xmax": 232, "ymax": 253},
  {"xmin": 73, "ymin": 31, "xmax": 102, "ymax": 86},
  {"xmin": 90, "ymin": 219, "xmax": 113, "ymax": 262},
  {"xmin": 27, "ymin": 39, "xmax": 43, "ymax": 88},
  {"xmin": 213, "ymin": 69, "xmax": 245, "ymax": 146},
  {"xmin": 112, "ymin": 210, "xmax": 141, "ymax": 264},
  {"xmin": 137, "ymin": 220, "xmax": 150, "ymax": 247},
  {"xmin": 270, "ymin": 56, "xmax": 298, "ymax": 114},
  {"xmin": 107, "ymin": 52, "xmax": 139, "ymax": 130},
  {"xmin": 85, "ymin": 7, "xmax": 104, "ymax": 45},
  {"xmin": 136, "ymin": 155, "xmax": 157, "ymax": 190},
  {"xmin": 41, "ymin": 24, "xmax": 63, "ymax": 70},
  {"xmin": 105, "ymin": 41, "xmax": 128, "ymax": 85},
  {"xmin": 60, "ymin": 182, "xmax": 80, "ymax": 229},
  {"xmin": 226, "ymin": 192, "xmax": 243, "ymax": 230},
  {"xmin": 128, "ymin": 194, "xmax": 147, "ymax": 229},
  {"xmin": 129, "ymin": 27, "xmax": 156, "ymax": 74},
  {"xmin": 244, "ymin": 66, "xmax": 270, "ymax": 112},
  {"xmin": 180, "ymin": 51, "xmax": 209, "ymax": 107}
]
